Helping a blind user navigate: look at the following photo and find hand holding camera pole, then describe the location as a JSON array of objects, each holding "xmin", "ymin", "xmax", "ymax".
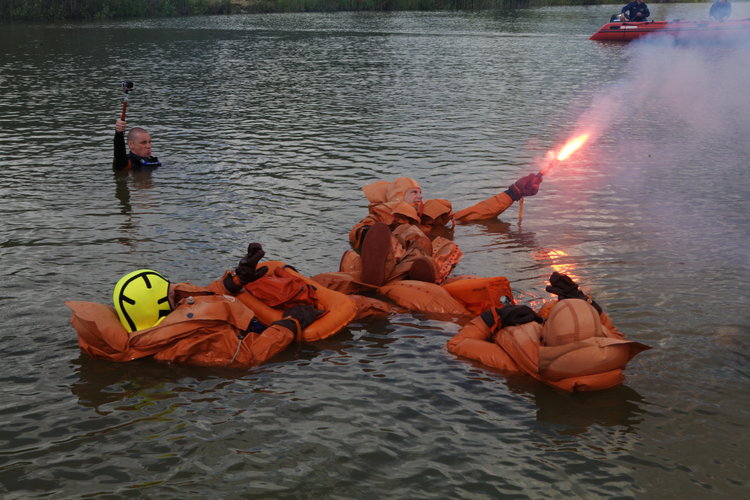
[{"xmin": 120, "ymin": 80, "xmax": 134, "ymax": 121}]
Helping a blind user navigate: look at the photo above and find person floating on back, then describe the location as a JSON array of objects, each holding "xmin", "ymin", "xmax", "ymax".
[
  {"xmin": 66, "ymin": 243, "xmax": 326, "ymax": 368},
  {"xmin": 447, "ymin": 272, "xmax": 651, "ymax": 392},
  {"xmin": 313, "ymin": 173, "xmax": 542, "ymax": 294}
]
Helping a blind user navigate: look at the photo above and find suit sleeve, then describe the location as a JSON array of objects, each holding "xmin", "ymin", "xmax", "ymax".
[
  {"xmin": 453, "ymin": 192, "xmax": 514, "ymax": 222},
  {"xmin": 113, "ymin": 131, "xmax": 128, "ymax": 171},
  {"xmin": 195, "ymin": 276, "xmax": 296, "ymax": 366},
  {"xmin": 238, "ymin": 323, "xmax": 294, "ymax": 366},
  {"xmin": 447, "ymin": 316, "xmax": 519, "ymax": 372}
]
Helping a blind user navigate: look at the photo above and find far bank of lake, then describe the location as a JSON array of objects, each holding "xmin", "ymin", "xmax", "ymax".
[{"xmin": 1, "ymin": 0, "xmax": 714, "ymax": 22}]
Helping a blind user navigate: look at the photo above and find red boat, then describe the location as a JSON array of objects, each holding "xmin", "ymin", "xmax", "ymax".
[{"xmin": 590, "ymin": 18, "xmax": 750, "ymax": 42}]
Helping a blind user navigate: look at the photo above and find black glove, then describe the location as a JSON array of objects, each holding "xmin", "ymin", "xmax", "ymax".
[
  {"xmin": 273, "ymin": 305, "xmax": 324, "ymax": 340},
  {"xmin": 282, "ymin": 305, "xmax": 322, "ymax": 331},
  {"xmin": 235, "ymin": 242, "xmax": 268, "ymax": 284},
  {"xmin": 481, "ymin": 305, "xmax": 543, "ymax": 332},
  {"xmin": 545, "ymin": 272, "xmax": 602, "ymax": 313},
  {"xmin": 545, "ymin": 272, "xmax": 586, "ymax": 300},
  {"xmin": 500, "ymin": 305, "xmax": 543, "ymax": 326},
  {"xmin": 505, "ymin": 173, "xmax": 543, "ymax": 201}
]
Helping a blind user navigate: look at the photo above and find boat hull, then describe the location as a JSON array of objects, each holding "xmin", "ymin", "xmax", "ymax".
[{"xmin": 590, "ymin": 18, "xmax": 750, "ymax": 42}]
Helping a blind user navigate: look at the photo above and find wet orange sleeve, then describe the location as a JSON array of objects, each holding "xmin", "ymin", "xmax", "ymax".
[
  {"xmin": 238, "ymin": 323, "xmax": 294, "ymax": 365},
  {"xmin": 447, "ymin": 317, "xmax": 520, "ymax": 372},
  {"xmin": 453, "ymin": 192, "xmax": 514, "ymax": 222},
  {"xmin": 495, "ymin": 324, "xmax": 543, "ymax": 378},
  {"xmin": 153, "ymin": 322, "xmax": 294, "ymax": 368},
  {"xmin": 204, "ymin": 272, "xmax": 238, "ymax": 295}
]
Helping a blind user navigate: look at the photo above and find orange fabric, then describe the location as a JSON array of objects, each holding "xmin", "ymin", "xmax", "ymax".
[
  {"xmin": 392, "ymin": 224, "xmax": 433, "ymax": 256},
  {"xmin": 67, "ymin": 291, "xmax": 293, "ymax": 368},
  {"xmin": 362, "ymin": 177, "xmax": 421, "ymax": 204},
  {"xmin": 538, "ymin": 298, "xmax": 627, "ymax": 340},
  {"xmin": 351, "ymin": 180, "xmax": 515, "ymax": 247},
  {"xmin": 311, "ymin": 271, "xmax": 378, "ymax": 295},
  {"xmin": 378, "ymin": 280, "xmax": 471, "ymax": 316},
  {"xmin": 345, "ymin": 182, "xmax": 517, "ymax": 292},
  {"xmin": 348, "ymin": 203, "xmax": 420, "ymax": 247},
  {"xmin": 446, "ymin": 316, "xmax": 520, "ymax": 371},
  {"xmin": 390, "ymin": 202, "xmax": 420, "ymax": 221},
  {"xmin": 422, "ymin": 198, "xmax": 453, "ymax": 221},
  {"xmin": 453, "ymin": 192, "xmax": 514, "ymax": 222},
  {"xmin": 538, "ymin": 337, "xmax": 645, "ymax": 381},
  {"xmin": 442, "ymin": 276, "xmax": 514, "ymax": 315},
  {"xmin": 316, "ymin": 268, "xmax": 519, "ymax": 320},
  {"xmin": 541, "ymin": 298, "xmax": 604, "ymax": 345},
  {"xmin": 361, "ymin": 179, "xmax": 391, "ymax": 203},
  {"xmin": 244, "ymin": 265, "xmax": 320, "ymax": 308},
  {"xmin": 68, "ymin": 263, "xmax": 357, "ymax": 367},
  {"xmin": 349, "ymin": 294, "xmax": 397, "ymax": 320},
  {"xmin": 238, "ymin": 261, "xmax": 357, "ymax": 342},
  {"xmin": 430, "ymin": 237, "xmax": 464, "ymax": 283},
  {"xmin": 339, "ymin": 250, "xmax": 361, "ymax": 273},
  {"xmin": 447, "ymin": 300, "xmax": 651, "ymax": 392}
]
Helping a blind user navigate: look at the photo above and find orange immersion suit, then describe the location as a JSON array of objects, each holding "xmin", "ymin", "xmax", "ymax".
[
  {"xmin": 447, "ymin": 299, "xmax": 651, "ymax": 392},
  {"xmin": 67, "ymin": 272, "xmax": 296, "ymax": 368},
  {"xmin": 350, "ymin": 176, "xmax": 517, "ymax": 241},
  {"xmin": 314, "ymin": 177, "xmax": 518, "ymax": 296}
]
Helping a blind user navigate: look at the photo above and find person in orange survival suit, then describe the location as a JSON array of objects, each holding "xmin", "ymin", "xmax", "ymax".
[
  {"xmin": 66, "ymin": 243, "xmax": 321, "ymax": 368},
  {"xmin": 314, "ymin": 173, "xmax": 542, "ymax": 292},
  {"xmin": 447, "ymin": 272, "xmax": 651, "ymax": 392}
]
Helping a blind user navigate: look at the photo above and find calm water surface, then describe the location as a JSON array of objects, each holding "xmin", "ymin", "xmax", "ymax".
[{"xmin": 1, "ymin": 4, "xmax": 749, "ymax": 498}]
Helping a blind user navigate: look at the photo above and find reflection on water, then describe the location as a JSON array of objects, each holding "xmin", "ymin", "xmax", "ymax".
[
  {"xmin": 532, "ymin": 384, "xmax": 647, "ymax": 434},
  {"xmin": 539, "ymin": 248, "xmax": 580, "ymax": 282},
  {"xmin": 2, "ymin": 4, "xmax": 749, "ymax": 498},
  {"xmin": 113, "ymin": 174, "xmax": 132, "ymax": 216},
  {"xmin": 71, "ymin": 356, "xmax": 207, "ymax": 411}
]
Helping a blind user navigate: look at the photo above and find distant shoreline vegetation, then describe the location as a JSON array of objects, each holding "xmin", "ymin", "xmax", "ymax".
[{"xmin": 1, "ymin": 0, "xmax": 707, "ymax": 22}]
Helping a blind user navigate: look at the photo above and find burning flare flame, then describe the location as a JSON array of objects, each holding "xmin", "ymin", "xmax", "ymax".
[
  {"xmin": 540, "ymin": 133, "xmax": 590, "ymax": 175},
  {"xmin": 556, "ymin": 133, "xmax": 589, "ymax": 161}
]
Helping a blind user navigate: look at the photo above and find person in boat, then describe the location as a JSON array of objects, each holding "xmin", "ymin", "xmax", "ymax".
[
  {"xmin": 619, "ymin": 0, "xmax": 650, "ymax": 22},
  {"xmin": 113, "ymin": 118, "xmax": 161, "ymax": 172},
  {"xmin": 710, "ymin": 0, "xmax": 731, "ymax": 22},
  {"xmin": 313, "ymin": 173, "xmax": 542, "ymax": 292},
  {"xmin": 447, "ymin": 272, "xmax": 651, "ymax": 392},
  {"xmin": 67, "ymin": 243, "xmax": 322, "ymax": 368}
]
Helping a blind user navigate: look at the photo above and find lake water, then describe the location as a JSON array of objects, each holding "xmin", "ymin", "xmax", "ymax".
[{"xmin": 1, "ymin": 3, "xmax": 749, "ymax": 498}]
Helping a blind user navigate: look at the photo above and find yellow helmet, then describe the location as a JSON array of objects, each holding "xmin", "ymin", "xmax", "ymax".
[{"xmin": 112, "ymin": 269, "xmax": 172, "ymax": 332}]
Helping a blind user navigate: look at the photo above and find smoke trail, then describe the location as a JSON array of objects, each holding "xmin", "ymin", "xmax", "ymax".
[
  {"xmin": 626, "ymin": 38, "xmax": 750, "ymax": 136},
  {"xmin": 578, "ymin": 37, "xmax": 750, "ymax": 270},
  {"xmin": 568, "ymin": 37, "xmax": 750, "ymax": 158}
]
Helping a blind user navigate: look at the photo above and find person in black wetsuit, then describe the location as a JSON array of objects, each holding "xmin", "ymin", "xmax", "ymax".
[
  {"xmin": 710, "ymin": 0, "xmax": 731, "ymax": 22},
  {"xmin": 113, "ymin": 118, "xmax": 161, "ymax": 172},
  {"xmin": 619, "ymin": 0, "xmax": 650, "ymax": 22}
]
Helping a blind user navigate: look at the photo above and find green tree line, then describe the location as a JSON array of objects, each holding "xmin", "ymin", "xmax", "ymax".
[
  {"xmin": 0, "ymin": 0, "xmax": 700, "ymax": 22},
  {"xmin": 0, "ymin": 0, "xmax": 233, "ymax": 21},
  {"xmin": 244, "ymin": 1, "xmax": 604, "ymax": 14}
]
